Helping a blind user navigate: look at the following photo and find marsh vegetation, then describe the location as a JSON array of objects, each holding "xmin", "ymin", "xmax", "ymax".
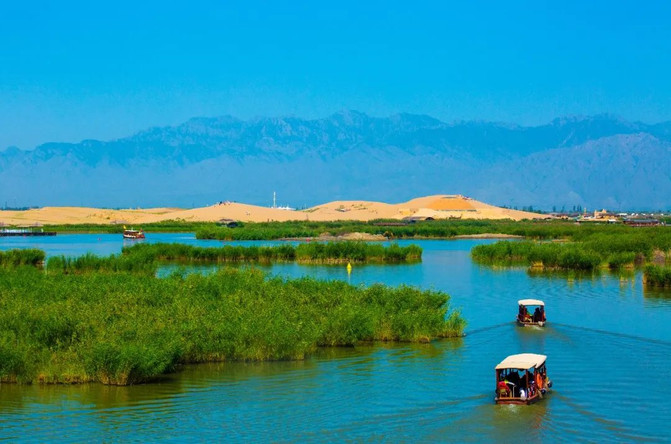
[
  {"xmin": 472, "ymin": 229, "xmax": 671, "ymax": 272},
  {"xmin": 0, "ymin": 247, "xmax": 458, "ymax": 386}
]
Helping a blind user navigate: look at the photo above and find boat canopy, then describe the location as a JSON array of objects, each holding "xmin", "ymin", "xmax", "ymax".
[
  {"xmin": 495, "ymin": 353, "xmax": 547, "ymax": 370},
  {"xmin": 518, "ymin": 299, "xmax": 544, "ymax": 307}
]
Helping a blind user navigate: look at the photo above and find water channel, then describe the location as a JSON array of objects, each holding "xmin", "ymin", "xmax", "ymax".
[{"xmin": 1, "ymin": 234, "xmax": 669, "ymax": 441}]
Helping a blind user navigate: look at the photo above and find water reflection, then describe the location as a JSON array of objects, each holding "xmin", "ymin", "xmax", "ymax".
[{"xmin": 642, "ymin": 286, "xmax": 671, "ymax": 308}]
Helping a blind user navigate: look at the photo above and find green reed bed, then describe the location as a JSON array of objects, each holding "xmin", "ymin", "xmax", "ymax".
[
  {"xmin": 0, "ymin": 266, "xmax": 463, "ymax": 385},
  {"xmin": 194, "ymin": 219, "xmax": 671, "ymax": 241},
  {"xmin": 294, "ymin": 242, "xmax": 421, "ymax": 263},
  {"xmin": 0, "ymin": 249, "xmax": 45, "ymax": 267},
  {"xmin": 194, "ymin": 219, "xmax": 565, "ymax": 241},
  {"xmin": 42, "ymin": 221, "xmax": 213, "ymax": 234},
  {"xmin": 471, "ymin": 241, "xmax": 639, "ymax": 271},
  {"xmin": 121, "ymin": 242, "xmax": 422, "ymax": 264},
  {"xmin": 37, "ymin": 218, "xmax": 671, "ymax": 241},
  {"xmin": 472, "ymin": 227, "xmax": 671, "ymax": 272},
  {"xmin": 643, "ymin": 265, "xmax": 671, "ymax": 287},
  {"xmin": 46, "ymin": 253, "xmax": 157, "ymax": 275}
]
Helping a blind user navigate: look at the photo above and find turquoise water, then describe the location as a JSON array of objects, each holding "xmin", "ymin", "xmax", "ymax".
[{"xmin": 1, "ymin": 234, "xmax": 670, "ymax": 441}]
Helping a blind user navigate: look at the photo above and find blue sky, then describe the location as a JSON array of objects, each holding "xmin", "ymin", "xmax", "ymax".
[{"xmin": 1, "ymin": 0, "xmax": 670, "ymax": 148}]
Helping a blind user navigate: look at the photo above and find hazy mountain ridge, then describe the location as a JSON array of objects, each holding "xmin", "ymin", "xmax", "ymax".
[
  {"xmin": 1, "ymin": 112, "xmax": 670, "ymax": 209},
  {"xmin": 475, "ymin": 133, "xmax": 671, "ymax": 210}
]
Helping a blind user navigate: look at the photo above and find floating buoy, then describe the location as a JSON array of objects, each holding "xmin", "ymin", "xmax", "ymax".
[{"xmin": 346, "ymin": 262, "xmax": 352, "ymax": 274}]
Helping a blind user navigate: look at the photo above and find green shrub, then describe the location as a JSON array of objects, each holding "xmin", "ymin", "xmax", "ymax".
[
  {"xmin": 0, "ymin": 249, "xmax": 45, "ymax": 267},
  {"xmin": 644, "ymin": 265, "xmax": 671, "ymax": 287}
]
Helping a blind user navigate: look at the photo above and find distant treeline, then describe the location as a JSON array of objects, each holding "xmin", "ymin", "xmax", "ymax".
[{"xmin": 0, "ymin": 266, "xmax": 463, "ymax": 385}]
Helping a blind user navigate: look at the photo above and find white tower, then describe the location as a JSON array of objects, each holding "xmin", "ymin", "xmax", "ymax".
[{"xmin": 273, "ymin": 191, "xmax": 276, "ymax": 209}]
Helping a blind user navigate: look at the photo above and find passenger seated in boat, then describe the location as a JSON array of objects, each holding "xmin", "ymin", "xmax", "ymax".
[
  {"xmin": 497, "ymin": 378, "xmax": 510, "ymax": 397},
  {"xmin": 533, "ymin": 307, "xmax": 541, "ymax": 322},
  {"xmin": 506, "ymin": 372, "xmax": 521, "ymax": 396},
  {"xmin": 535, "ymin": 370, "xmax": 543, "ymax": 390},
  {"xmin": 519, "ymin": 307, "xmax": 530, "ymax": 322},
  {"xmin": 528, "ymin": 378, "xmax": 538, "ymax": 398}
]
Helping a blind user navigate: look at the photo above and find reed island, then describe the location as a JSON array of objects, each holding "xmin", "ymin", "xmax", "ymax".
[{"xmin": 0, "ymin": 244, "xmax": 463, "ymax": 386}]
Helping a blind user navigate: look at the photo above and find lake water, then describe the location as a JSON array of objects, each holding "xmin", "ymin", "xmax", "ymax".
[{"xmin": 1, "ymin": 234, "xmax": 670, "ymax": 441}]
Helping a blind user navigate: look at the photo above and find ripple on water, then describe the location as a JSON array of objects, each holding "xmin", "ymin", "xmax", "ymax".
[{"xmin": 2, "ymin": 238, "xmax": 671, "ymax": 441}]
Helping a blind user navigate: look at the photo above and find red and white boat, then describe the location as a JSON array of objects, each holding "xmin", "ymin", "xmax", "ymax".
[{"xmin": 123, "ymin": 228, "xmax": 145, "ymax": 239}]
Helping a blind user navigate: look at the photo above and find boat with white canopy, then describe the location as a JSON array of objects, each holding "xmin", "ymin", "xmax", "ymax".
[
  {"xmin": 495, "ymin": 353, "xmax": 552, "ymax": 405},
  {"xmin": 517, "ymin": 299, "xmax": 546, "ymax": 327}
]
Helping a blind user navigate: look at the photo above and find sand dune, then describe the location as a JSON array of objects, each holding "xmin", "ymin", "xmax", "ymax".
[{"xmin": 0, "ymin": 195, "xmax": 545, "ymax": 226}]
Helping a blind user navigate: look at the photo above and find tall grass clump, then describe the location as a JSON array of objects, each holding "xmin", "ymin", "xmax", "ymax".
[
  {"xmin": 606, "ymin": 252, "xmax": 637, "ymax": 269},
  {"xmin": 472, "ymin": 241, "xmax": 603, "ymax": 271},
  {"xmin": 643, "ymin": 265, "xmax": 671, "ymax": 287},
  {"xmin": 0, "ymin": 249, "xmax": 45, "ymax": 267},
  {"xmin": 47, "ymin": 253, "xmax": 156, "ymax": 275},
  {"xmin": 293, "ymin": 242, "xmax": 421, "ymax": 263},
  {"xmin": 0, "ymin": 266, "xmax": 461, "ymax": 385}
]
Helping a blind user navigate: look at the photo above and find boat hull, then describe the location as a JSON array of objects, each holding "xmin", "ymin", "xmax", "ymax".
[
  {"xmin": 123, "ymin": 233, "xmax": 145, "ymax": 240},
  {"xmin": 517, "ymin": 320, "xmax": 546, "ymax": 327},
  {"xmin": 495, "ymin": 394, "xmax": 543, "ymax": 405}
]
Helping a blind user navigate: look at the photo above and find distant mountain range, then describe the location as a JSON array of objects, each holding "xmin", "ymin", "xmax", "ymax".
[{"xmin": 1, "ymin": 111, "xmax": 670, "ymax": 210}]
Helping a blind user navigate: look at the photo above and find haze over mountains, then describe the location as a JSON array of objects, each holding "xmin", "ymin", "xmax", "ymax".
[{"xmin": 2, "ymin": 111, "xmax": 670, "ymax": 210}]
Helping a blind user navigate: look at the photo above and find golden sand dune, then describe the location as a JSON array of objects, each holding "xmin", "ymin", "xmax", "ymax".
[{"xmin": 0, "ymin": 195, "xmax": 545, "ymax": 226}]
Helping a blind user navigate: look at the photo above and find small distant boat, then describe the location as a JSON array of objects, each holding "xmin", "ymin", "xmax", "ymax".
[
  {"xmin": 517, "ymin": 299, "xmax": 546, "ymax": 327},
  {"xmin": 0, "ymin": 228, "xmax": 56, "ymax": 237},
  {"xmin": 123, "ymin": 227, "xmax": 145, "ymax": 240},
  {"xmin": 495, "ymin": 353, "xmax": 552, "ymax": 405}
]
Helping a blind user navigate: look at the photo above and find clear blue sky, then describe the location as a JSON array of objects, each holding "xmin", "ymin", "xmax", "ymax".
[{"xmin": 1, "ymin": 0, "xmax": 670, "ymax": 148}]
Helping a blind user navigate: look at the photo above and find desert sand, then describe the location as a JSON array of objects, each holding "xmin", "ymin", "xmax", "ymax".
[{"xmin": 0, "ymin": 195, "xmax": 545, "ymax": 226}]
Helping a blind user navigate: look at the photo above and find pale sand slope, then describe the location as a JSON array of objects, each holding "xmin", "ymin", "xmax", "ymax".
[{"xmin": 0, "ymin": 195, "xmax": 545, "ymax": 225}]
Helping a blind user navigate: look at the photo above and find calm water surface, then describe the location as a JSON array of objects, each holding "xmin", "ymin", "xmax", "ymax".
[{"xmin": 1, "ymin": 234, "xmax": 670, "ymax": 442}]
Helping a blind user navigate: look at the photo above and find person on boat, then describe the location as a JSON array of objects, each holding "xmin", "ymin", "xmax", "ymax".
[
  {"xmin": 533, "ymin": 307, "xmax": 541, "ymax": 322},
  {"xmin": 497, "ymin": 378, "xmax": 510, "ymax": 397},
  {"xmin": 535, "ymin": 369, "xmax": 543, "ymax": 390},
  {"xmin": 506, "ymin": 372, "xmax": 521, "ymax": 396},
  {"xmin": 528, "ymin": 379, "xmax": 536, "ymax": 398}
]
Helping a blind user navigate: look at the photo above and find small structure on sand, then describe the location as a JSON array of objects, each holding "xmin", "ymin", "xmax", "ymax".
[{"xmin": 216, "ymin": 218, "xmax": 239, "ymax": 228}]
